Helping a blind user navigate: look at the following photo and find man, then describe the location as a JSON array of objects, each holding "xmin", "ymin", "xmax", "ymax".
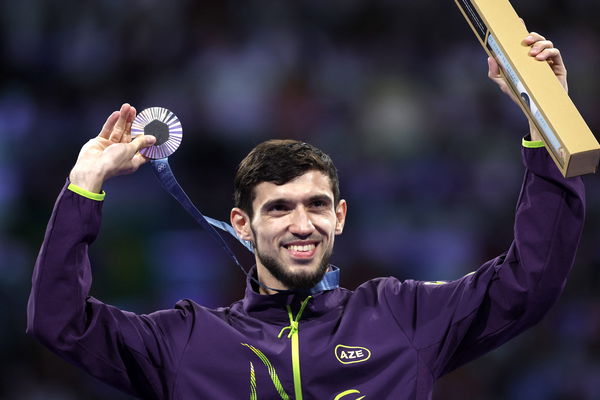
[{"xmin": 28, "ymin": 32, "xmax": 584, "ymax": 399}]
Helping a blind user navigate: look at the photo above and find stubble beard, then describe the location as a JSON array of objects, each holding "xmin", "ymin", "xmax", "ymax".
[{"xmin": 255, "ymin": 244, "xmax": 332, "ymax": 290}]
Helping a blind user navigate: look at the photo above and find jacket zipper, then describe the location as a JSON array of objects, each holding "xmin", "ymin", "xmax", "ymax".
[{"xmin": 278, "ymin": 296, "xmax": 312, "ymax": 400}]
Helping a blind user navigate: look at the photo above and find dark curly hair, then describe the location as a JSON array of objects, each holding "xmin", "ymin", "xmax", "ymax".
[{"xmin": 234, "ymin": 140, "xmax": 340, "ymax": 218}]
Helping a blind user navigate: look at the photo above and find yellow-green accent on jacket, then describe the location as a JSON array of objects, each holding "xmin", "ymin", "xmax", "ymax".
[
  {"xmin": 67, "ymin": 183, "xmax": 106, "ymax": 201},
  {"xmin": 522, "ymin": 137, "xmax": 545, "ymax": 148}
]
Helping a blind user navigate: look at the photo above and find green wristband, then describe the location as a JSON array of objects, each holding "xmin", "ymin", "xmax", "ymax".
[
  {"xmin": 68, "ymin": 183, "xmax": 106, "ymax": 201},
  {"xmin": 522, "ymin": 137, "xmax": 545, "ymax": 148}
]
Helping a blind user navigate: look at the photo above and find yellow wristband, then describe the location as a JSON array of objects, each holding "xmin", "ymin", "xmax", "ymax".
[
  {"xmin": 522, "ymin": 137, "xmax": 545, "ymax": 148},
  {"xmin": 67, "ymin": 183, "xmax": 106, "ymax": 201}
]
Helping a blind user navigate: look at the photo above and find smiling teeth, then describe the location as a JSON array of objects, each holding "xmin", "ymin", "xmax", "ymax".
[{"xmin": 288, "ymin": 244, "xmax": 316, "ymax": 252}]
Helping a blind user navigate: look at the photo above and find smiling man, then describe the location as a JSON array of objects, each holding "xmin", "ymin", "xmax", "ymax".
[
  {"xmin": 27, "ymin": 33, "xmax": 586, "ymax": 399},
  {"xmin": 231, "ymin": 140, "xmax": 346, "ymax": 293}
]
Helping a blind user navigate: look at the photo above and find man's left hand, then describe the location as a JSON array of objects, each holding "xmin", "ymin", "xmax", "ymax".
[{"xmin": 488, "ymin": 31, "xmax": 568, "ymax": 141}]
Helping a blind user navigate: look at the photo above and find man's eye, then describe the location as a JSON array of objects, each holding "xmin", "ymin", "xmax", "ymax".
[
  {"xmin": 311, "ymin": 200, "xmax": 328, "ymax": 208},
  {"xmin": 269, "ymin": 204, "xmax": 289, "ymax": 212}
]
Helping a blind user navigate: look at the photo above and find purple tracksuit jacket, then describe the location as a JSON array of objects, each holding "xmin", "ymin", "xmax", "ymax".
[{"xmin": 27, "ymin": 147, "xmax": 585, "ymax": 399}]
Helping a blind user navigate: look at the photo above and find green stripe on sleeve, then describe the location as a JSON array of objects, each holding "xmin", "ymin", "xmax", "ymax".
[
  {"xmin": 68, "ymin": 183, "xmax": 106, "ymax": 201},
  {"xmin": 522, "ymin": 137, "xmax": 545, "ymax": 148}
]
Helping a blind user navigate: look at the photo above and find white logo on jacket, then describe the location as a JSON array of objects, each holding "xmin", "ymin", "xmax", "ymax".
[{"xmin": 335, "ymin": 344, "xmax": 371, "ymax": 364}]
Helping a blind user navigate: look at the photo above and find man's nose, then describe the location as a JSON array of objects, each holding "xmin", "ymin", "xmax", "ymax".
[{"xmin": 289, "ymin": 208, "xmax": 315, "ymax": 236}]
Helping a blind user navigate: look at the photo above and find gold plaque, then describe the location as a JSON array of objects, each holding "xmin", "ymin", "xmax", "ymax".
[{"xmin": 455, "ymin": 0, "xmax": 600, "ymax": 177}]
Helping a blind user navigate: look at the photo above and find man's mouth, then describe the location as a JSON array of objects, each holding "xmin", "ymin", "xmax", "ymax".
[{"xmin": 283, "ymin": 242, "xmax": 318, "ymax": 258}]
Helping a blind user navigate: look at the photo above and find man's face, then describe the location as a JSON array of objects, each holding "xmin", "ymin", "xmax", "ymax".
[{"xmin": 233, "ymin": 170, "xmax": 346, "ymax": 292}]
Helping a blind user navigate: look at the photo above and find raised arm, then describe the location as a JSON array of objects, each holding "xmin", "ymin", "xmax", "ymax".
[
  {"xmin": 27, "ymin": 106, "xmax": 190, "ymax": 398},
  {"xmin": 382, "ymin": 32, "xmax": 585, "ymax": 377}
]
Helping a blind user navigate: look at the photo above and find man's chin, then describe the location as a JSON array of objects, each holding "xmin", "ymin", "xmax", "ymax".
[
  {"xmin": 289, "ymin": 267, "xmax": 325, "ymax": 287},
  {"xmin": 258, "ymin": 253, "xmax": 329, "ymax": 290},
  {"xmin": 279, "ymin": 268, "xmax": 327, "ymax": 290}
]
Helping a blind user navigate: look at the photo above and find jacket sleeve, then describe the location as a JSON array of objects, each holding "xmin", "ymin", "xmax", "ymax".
[
  {"xmin": 382, "ymin": 147, "xmax": 586, "ymax": 378},
  {"xmin": 26, "ymin": 182, "xmax": 194, "ymax": 399}
]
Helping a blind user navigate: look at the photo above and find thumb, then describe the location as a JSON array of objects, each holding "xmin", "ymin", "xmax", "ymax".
[
  {"xmin": 122, "ymin": 135, "xmax": 156, "ymax": 174},
  {"xmin": 487, "ymin": 56, "xmax": 501, "ymax": 78},
  {"xmin": 130, "ymin": 135, "xmax": 156, "ymax": 153}
]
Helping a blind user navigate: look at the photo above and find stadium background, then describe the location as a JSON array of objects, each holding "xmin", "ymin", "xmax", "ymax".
[{"xmin": 1, "ymin": 1, "xmax": 599, "ymax": 398}]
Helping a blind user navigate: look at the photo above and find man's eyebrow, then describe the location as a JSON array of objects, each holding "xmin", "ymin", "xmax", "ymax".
[
  {"xmin": 307, "ymin": 194, "xmax": 333, "ymax": 204},
  {"xmin": 261, "ymin": 198, "xmax": 293, "ymax": 211},
  {"xmin": 260, "ymin": 194, "xmax": 333, "ymax": 211}
]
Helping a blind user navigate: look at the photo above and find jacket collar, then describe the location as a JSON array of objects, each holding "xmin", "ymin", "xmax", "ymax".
[{"xmin": 240, "ymin": 266, "xmax": 342, "ymax": 323}]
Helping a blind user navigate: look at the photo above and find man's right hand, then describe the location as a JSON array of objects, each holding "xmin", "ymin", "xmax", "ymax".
[{"xmin": 69, "ymin": 103, "xmax": 156, "ymax": 193}]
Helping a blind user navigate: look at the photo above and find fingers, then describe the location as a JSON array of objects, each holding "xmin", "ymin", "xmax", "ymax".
[
  {"xmin": 522, "ymin": 31, "xmax": 546, "ymax": 46},
  {"xmin": 528, "ymin": 39, "xmax": 556, "ymax": 60},
  {"xmin": 521, "ymin": 31, "xmax": 567, "ymax": 91},
  {"xmin": 123, "ymin": 106, "xmax": 136, "ymax": 142},
  {"xmin": 533, "ymin": 47, "xmax": 563, "ymax": 64},
  {"xmin": 99, "ymin": 111, "xmax": 119, "ymax": 139},
  {"xmin": 522, "ymin": 32, "xmax": 563, "ymax": 63},
  {"xmin": 110, "ymin": 103, "xmax": 135, "ymax": 143}
]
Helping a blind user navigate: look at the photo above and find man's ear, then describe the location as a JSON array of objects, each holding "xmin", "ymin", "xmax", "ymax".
[
  {"xmin": 231, "ymin": 207, "xmax": 254, "ymax": 242},
  {"xmin": 334, "ymin": 199, "xmax": 347, "ymax": 235}
]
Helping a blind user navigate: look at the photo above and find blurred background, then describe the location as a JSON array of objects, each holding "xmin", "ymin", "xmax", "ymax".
[{"xmin": 1, "ymin": 0, "xmax": 600, "ymax": 399}]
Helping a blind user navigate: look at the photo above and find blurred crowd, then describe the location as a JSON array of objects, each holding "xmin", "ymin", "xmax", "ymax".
[{"xmin": 1, "ymin": 0, "xmax": 600, "ymax": 399}]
